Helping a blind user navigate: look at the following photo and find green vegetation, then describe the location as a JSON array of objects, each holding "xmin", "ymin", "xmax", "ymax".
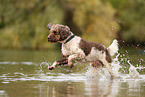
[
  {"xmin": 0, "ymin": 0, "xmax": 63, "ymax": 49},
  {"xmin": 109, "ymin": 0, "xmax": 145, "ymax": 44},
  {"xmin": 0, "ymin": 0, "xmax": 144, "ymax": 50}
]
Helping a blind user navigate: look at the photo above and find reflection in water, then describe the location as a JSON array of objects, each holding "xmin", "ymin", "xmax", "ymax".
[
  {"xmin": 85, "ymin": 77, "xmax": 145, "ymax": 97},
  {"xmin": 0, "ymin": 49, "xmax": 145, "ymax": 97},
  {"xmin": 1, "ymin": 75, "xmax": 145, "ymax": 97}
]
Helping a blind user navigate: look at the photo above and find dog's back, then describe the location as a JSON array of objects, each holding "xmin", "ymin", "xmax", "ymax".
[
  {"xmin": 47, "ymin": 23, "xmax": 119, "ymax": 77},
  {"xmin": 62, "ymin": 36, "xmax": 115, "ymax": 64}
]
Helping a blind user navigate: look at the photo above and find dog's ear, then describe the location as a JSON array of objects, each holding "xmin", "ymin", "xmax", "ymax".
[
  {"xmin": 59, "ymin": 25, "xmax": 70, "ymax": 33},
  {"xmin": 47, "ymin": 23, "xmax": 53, "ymax": 30},
  {"xmin": 58, "ymin": 25, "xmax": 71, "ymax": 41}
]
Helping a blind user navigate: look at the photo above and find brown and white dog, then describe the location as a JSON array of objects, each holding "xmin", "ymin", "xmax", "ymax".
[{"xmin": 47, "ymin": 23, "xmax": 118, "ymax": 77}]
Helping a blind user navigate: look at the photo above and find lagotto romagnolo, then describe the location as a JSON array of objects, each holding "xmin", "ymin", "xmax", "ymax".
[{"xmin": 47, "ymin": 23, "xmax": 119, "ymax": 77}]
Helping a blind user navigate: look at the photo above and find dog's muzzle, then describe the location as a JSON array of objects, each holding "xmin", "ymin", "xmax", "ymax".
[
  {"xmin": 47, "ymin": 36, "xmax": 51, "ymax": 42},
  {"xmin": 47, "ymin": 36, "xmax": 57, "ymax": 43}
]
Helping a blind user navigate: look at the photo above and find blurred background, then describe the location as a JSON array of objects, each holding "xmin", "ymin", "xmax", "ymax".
[
  {"xmin": 0, "ymin": 1, "xmax": 145, "ymax": 96},
  {"xmin": 0, "ymin": 0, "xmax": 145, "ymax": 50}
]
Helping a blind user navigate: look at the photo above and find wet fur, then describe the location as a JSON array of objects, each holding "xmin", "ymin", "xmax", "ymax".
[{"xmin": 47, "ymin": 23, "xmax": 118, "ymax": 77}]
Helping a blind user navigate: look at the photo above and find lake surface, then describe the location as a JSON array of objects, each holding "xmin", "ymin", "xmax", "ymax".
[{"xmin": 0, "ymin": 48, "xmax": 145, "ymax": 97}]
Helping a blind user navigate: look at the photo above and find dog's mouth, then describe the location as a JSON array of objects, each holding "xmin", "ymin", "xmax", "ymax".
[{"xmin": 48, "ymin": 38, "xmax": 58, "ymax": 43}]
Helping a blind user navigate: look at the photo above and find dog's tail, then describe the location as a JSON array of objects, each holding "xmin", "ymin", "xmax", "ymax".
[{"xmin": 107, "ymin": 39, "xmax": 119, "ymax": 56}]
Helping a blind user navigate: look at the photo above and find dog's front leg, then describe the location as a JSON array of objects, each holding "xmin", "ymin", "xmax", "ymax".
[
  {"xmin": 48, "ymin": 61, "xmax": 58, "ymax": 70},
  {"xmin": 68, "ymin": 54, "xmax": 80, "ymax": 68},
  {"xmin": 48, "ymin": 56, "xmax": 68, "ymax": 70}
]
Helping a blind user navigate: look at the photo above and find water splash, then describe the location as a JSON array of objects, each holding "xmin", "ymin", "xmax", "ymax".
[
  {"xmin": 85, "ymin": 65, "xmax": 111, "ymax": 79},
  {"xmin": 127, "ymin": 60, "xmax": 140, "ymax": 78},
  {"xmin": 85, "ymin": 52, "xmax": 145, "ymax": 80},
  {"xmin": 37, "ymin": 50, "xmax": 145, "ymax": 81},
  {"xmin": 37, "ymin": 62, "xmax": 50, "ymax": 74},
  {"xmin": 85, "ymin": 53, "xmax": 122, "ymax": 79},
  {"xmin": 111, "ymin": 53, "xmax": 122, "ymax": 77}
]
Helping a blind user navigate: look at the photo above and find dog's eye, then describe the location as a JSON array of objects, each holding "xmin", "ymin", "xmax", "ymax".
[{"xmin": 53, "ymin": 31, "xmax": 57, "ymax": 34}]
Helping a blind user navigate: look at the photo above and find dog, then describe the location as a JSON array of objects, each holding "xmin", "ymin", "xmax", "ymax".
[{"xmin": 47, "ymin": 23, "xmax": 118, "ymax": 77}]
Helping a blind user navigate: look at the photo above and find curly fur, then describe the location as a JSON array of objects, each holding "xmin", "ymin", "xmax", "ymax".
[{"xmin": 47, "ymin": 23, "xmax": 119, "ymax": 77}]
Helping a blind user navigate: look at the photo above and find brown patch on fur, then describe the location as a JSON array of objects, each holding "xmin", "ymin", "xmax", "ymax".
[
  {"xmin": 57, "ymin": 56, "xmax": 68, "ymax": 66},
  {"xmin": 79, "ymin": 39, "xmax": 112, "ymax": 63},
  {"xmin": 106, "ymin": 50, "xmax": 112, "ymax": 63},
  {"xmin": 79, "ymin": 39, "xmax": 107, "ymax": 56},
  {"xmin": 59, "ymin": 27, "xmax": 71, "ymax": 41}
]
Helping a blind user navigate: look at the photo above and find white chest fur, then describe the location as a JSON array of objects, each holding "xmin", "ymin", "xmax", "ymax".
[{"xmin": 61, "ymin": 36, "xmax": 85, "ymax": 57}]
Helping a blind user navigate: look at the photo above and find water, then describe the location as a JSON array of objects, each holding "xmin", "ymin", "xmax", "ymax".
[{"xmin": 0, "ymin": 49, "xmax": 145, "ymax": 97}]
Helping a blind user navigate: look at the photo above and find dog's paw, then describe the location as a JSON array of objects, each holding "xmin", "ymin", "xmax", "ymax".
[
  {"xmin": 68, "ymin": 62, "xmax": 74, "ymax": 68},
  {"xmin": 48, "ymin": 61, "xmax": 58, "ymax": 70},
  {"xmin": 48, "ymin": 66, "xmax": 54, "ymax": 70}
]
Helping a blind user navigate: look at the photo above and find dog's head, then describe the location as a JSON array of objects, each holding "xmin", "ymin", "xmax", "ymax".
[{"xmin": 47, "ymin": 23, "xmax": 72, "ymax": 43}]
